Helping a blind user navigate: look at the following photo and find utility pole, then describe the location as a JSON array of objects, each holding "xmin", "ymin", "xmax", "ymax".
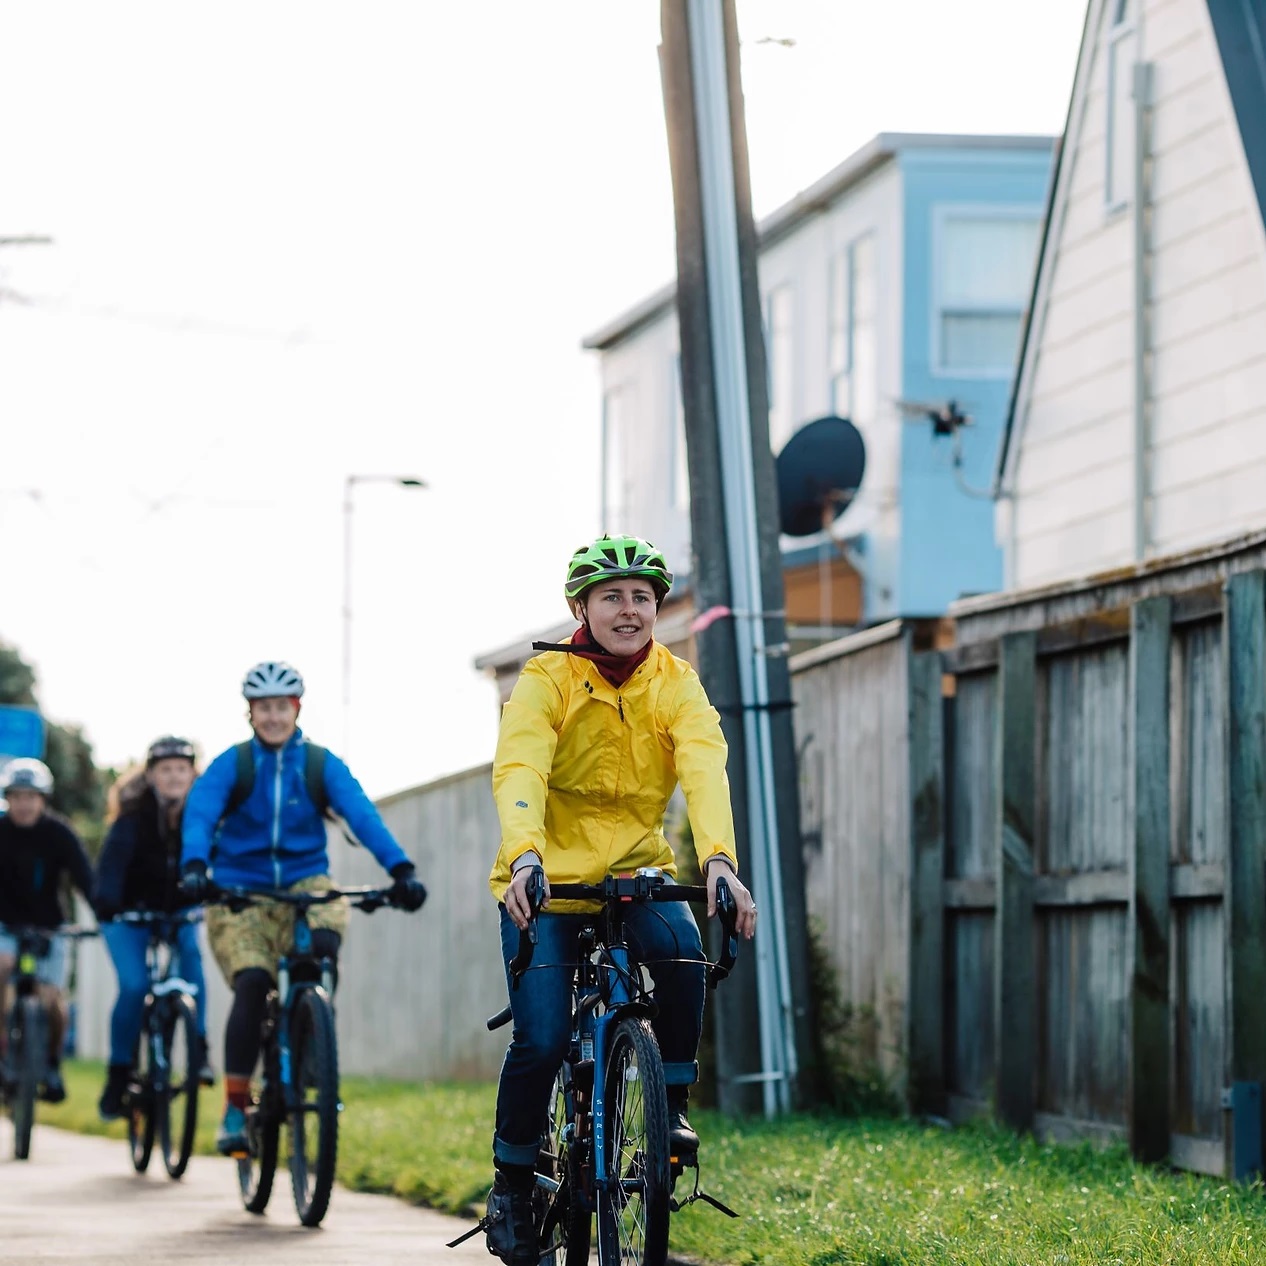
[{"xmin": 659, "ymin": 0, "xmax": 813, "ymax": 1114}]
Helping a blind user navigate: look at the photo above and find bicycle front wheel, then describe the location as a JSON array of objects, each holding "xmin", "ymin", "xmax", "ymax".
[
  {"xmin": 127, "ymin": 1007, "xmax": 157, "ymax": 1173},
  {"xmin": 288, "ymin": 986, "xmax": 340, "ymax": 1228},
  {"xmin": 10, "ymin": 997, "xmax": 44, "ymax": 1162},
  {"xmin": 596, "ymin": 1017, "xmax": 670, "ymax": 1266},
  {"xmin": 160, "ymin": 993, "xmax": 200, "ymax": 1179},
  {"xmin": 539, "ymin": 1065, "xmax": 592, "ymax": 1266}
]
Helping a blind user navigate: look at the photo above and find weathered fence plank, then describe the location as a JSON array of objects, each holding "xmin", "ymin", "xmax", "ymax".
[
  {"xmin": 1129, "ymin": 595, "xmax": 1172, "ymax": 1162},
  {"xmin": 908, "ymin": 649, "xmax": 945, "ymax": 1115},
  {"xmin": 1224, "ymin": 570, "xmax": 1266, "ymax": 1175},
  {"xmin": 995, "ymin": 631, "xmax": 1036, "ymax": 1132}
]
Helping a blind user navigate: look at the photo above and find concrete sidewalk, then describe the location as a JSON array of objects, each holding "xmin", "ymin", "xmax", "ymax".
[{"xmin": 0, "ymin": 1122, "xmax": 491, "ymax": 1264}]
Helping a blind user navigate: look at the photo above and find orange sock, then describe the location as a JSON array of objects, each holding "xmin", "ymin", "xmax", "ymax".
[{"xmin": 225, "ymin": 1075, "xmax": 251, "ymax": 1112}]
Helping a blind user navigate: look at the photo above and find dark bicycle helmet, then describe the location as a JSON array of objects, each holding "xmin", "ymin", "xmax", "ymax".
[
  {"xmin": 242, "ymin": 660, "xmax": 305, "ymax": 699},
  {"xmin": 564, "ymin": 533, "xmax": 674, "ymax": 605},
  {"xmin": 1, "ymin": 757, "xmax": 54, "ymax": 797},
  {"xmin": 146, "ymin": 735, "xmax": 196, "ymax": 767}
]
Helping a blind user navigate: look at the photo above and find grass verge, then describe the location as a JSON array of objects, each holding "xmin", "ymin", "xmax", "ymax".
[{"xmin": 42, "ymin": 1060, "xmax": 1266, "ymax": 1264}]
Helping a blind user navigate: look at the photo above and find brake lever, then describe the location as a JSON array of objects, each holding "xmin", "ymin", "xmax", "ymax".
[
  {"xmin": 707, "ymin": 877, "xmax": 739, "ymax": 989},
  {"xmin": 508, "ymin": 865, "xmax": 546, "ymax": 990}
]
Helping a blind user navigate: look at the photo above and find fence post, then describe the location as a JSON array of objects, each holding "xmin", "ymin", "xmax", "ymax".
[
  {"xmin": 1128, "ymin": 595, "xmax": 1171, "ymax": 1162},
  {"xmin": 994, "ymin": 631, "xmax": 1036, "ymax": 1133},
  {"xmin": 1224, "ymin": 570, "xmax": 1266, "ymax": 1179},
  {"xmin": 908, "ymin": 647, "xmax": 946, "ymax": 1115}
]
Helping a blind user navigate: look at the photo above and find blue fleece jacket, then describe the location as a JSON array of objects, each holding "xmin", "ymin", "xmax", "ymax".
[{"xmin": 181, "ymin": 729, "xmax": 409, "ymax": 889}]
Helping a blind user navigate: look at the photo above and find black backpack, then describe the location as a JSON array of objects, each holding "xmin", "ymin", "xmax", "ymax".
[{"xmin": 220, "ymin": 741, "xmax": 360, "ymax": 846}]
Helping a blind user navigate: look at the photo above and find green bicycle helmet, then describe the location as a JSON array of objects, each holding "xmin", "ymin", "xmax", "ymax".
[{"xmin": 564, "ymin": 533, "xmax": 674, "ymax": 605}]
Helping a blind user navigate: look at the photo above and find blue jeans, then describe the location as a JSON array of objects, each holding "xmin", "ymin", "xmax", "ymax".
[
  {"xmin": 100, "ymin": 920, "xmax": 207, "ymax": 1067},
  {"xmin": 492, "ymin": 900, "xmax": 706, "ymax": 1168}
]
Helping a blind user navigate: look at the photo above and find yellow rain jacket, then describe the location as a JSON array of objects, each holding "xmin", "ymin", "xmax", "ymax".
[{"xmin": 489, "ymin": 640, "xmax": 738, "ymax": 910}]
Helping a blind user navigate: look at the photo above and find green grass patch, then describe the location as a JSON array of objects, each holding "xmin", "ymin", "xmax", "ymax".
[{"xmin": 45, "ymin": 1061, "xmax": 1266, "ymax": 1264}]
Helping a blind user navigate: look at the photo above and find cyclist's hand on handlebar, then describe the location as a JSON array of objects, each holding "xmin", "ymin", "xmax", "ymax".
[
  {"xmin": 505, "ymin": 859, "xmax": 550, "ymax": 930},
  {"xmin": 388, "ymin": 863, "xmax": 428, "ymax": 912},
  {"xmin": 179, "ymin": 859, "xmax": 211, "ymax": 903},
  {"xmin": 705, "ymin": 857, "xmax": 757, "ymax": 939}
]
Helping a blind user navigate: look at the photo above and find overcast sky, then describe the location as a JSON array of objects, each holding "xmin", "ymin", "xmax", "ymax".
[{"xmin": 0, "ymin": 0, "xmax": 1086, "ymax": 798}]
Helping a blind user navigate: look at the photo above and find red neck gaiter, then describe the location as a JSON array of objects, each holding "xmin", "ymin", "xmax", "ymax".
[{"xmin": 569, "ymin": 624, "xmax": 653, "ymax": 688}]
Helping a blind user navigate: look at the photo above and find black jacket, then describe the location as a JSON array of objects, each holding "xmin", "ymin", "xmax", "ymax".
[
  {"xmin": 95, "ymin": 786, "xmax": 191, "ymax": 918},
  {"xmin": 0, "ymin": 812, "xmax": 95, "ymax": 929}
]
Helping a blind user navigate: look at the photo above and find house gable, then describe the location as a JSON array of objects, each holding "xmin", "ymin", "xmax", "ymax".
[{"xmin": 998, "ymin": 0, "xmax": 1266, "ymax": 590}]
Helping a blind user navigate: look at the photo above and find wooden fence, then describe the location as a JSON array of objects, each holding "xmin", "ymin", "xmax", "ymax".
[{"xmin": 790, "ymin": 535, "xmax": 1266, "ymax": 1177}]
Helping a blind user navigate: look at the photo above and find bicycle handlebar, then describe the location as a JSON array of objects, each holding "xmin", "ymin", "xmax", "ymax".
[
  {"xmin": 206, "ymin": 883, "xmax": 399, "ymax": 914},
  {"xmin": 494, "ymin": 866, "xmax": 740, "ymax": 1023},
  {"xmin": 108, "ymin": 909, "xmax": 203, "ymax": 927},
  {"xmin": 0, "ymin": 922, "xmax": 99, "ymax": 940}
]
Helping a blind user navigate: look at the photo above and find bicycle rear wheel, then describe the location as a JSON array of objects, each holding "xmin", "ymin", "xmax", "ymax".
[
  {"xmin": 127, "ymin": 1006, "xmax": 157, "ymax": 1173},
  {"xmin": 595, "ymin": 1017, "xmax": 670, "ymax": 1266},
  {"xmin": 10, "ymin": 997, "xmax": 44, "ymax": 1162},
  {"xmin": 238, "ymin": 1091, "xmax": 281, "ymax": 1214},
  {"xmin": 538, "ymin": 1065, "xmax": 592, "ymax": 1266},
  {"xmin": 288, "ymin": 986, "xmax": 339, "ymax": 1227},
  {"xmin": 159, "ymin": 994, "xmax": 200, "ymax": 1179}
]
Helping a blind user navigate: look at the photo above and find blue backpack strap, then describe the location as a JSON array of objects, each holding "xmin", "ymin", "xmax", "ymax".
[
  {"xmin": 304, "ymin": 742, "xmax": 329, "ymax": 816},
  {"xmin": 222, "ymin": 741, "xmax": 256, "ymax": 821}
]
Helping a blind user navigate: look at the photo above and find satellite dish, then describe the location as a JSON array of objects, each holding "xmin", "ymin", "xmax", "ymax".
[{"xmin": 775, "ymin": 415, "xmax": 866, "ymax": 537}]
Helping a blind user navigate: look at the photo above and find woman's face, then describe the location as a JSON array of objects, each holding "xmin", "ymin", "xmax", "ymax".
[
  {"xmin": 249, "ymin": 696, "xmax": 300, "ymax": 747},
  {"xmin": 148, "ymin": 757, "xmax": 196, "ymax": 804},
  {"xmin": 579, "ymin": 578, "xmax": 658, "ymax": 657}
]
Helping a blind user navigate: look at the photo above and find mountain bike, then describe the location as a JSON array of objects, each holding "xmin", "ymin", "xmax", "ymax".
[
  {"xmin": 208, "ymin": 883, "xmax": 408, "ymax": 1228},
  {"xmin": 109, "ymin": 909, "xmax": 203, "ymax": 1179},
  {"xmin": 455, "ymin": 866, "xmax": 740, "ymax": 1266},
  {"xmin": 0, "ymin": 923, "xmax": 98, "ymax": 1161}
]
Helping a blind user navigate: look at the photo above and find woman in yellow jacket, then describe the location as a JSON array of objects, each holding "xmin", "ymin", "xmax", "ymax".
[{"xmin": 484, "ymin": 533, "xmax": 757, "ymax": 1266}]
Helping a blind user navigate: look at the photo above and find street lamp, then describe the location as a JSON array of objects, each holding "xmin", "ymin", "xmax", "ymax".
[{"xmin": 342, "ymin": 474, "xmax": 427, "ymax": 756}]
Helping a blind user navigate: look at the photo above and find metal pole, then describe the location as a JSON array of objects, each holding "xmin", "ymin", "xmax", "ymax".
[
  {"xmin": 1131, "ymin": 60, "xmax": 1153, "ymax": 563},
  {"xmin": 687, "ymin": 0, "xmax": 796, "ymax": 1115},
  {"xmin": 342, "ymin": 475, "xmax": 356, "ymax": 757}
]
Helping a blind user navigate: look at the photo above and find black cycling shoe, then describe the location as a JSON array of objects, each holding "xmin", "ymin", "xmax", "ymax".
[
  {"xmin": 668, "ymin": 1100, "xmax": 699, "ymax": 1161},
  {"xmin": 485, "ymin": 1171, "xmax": 539, "ymax": 1266},
  {"xmin": 39, "ymin": 1067, "xmax": 67, "ymax": 1104},
  {"xmin": 98, "ymin": 1063, "xmax": 131, "ymax": 1120}
]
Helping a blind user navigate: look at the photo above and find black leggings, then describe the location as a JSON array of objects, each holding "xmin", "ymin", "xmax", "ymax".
[{"xmin": 224, "ymin": 930, "xmax": 341, "ymax": 1077}]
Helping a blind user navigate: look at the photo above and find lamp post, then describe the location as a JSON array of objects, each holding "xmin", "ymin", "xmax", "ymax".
[{"xmin": 342, "ymin": 474, "xmax": 426, "ymax": 756}]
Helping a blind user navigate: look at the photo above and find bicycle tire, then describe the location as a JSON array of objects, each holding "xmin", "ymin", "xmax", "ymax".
[
  {"xmin": 288, "ymin": 986, "xmax": 340, "ymax": 1227},
  {"xmin": 595, "ymin": 1017, "xmax": 671, "ymax": 1266},
  {"xmin": 127, "ymin": 1004, "xmax": 157, "ymax": 1173},
  {"xmin": 238, "ymin": 1089, "xmax": 281, "ymax": 1214},
  {"xmin": 160, "ymin": 994, "xmax": 200, "ymax": 1180},
  {"xmin": 11, "ymin": 997, "xmax": 44, "ymax": 1162},
  {"xmin": 538, "ymin": 1066, "xmax": 592, "ymax": 1266}
]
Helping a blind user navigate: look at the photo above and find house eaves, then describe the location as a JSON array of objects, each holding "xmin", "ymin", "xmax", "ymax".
[
  {"xmin": 582, "ymin": 131, "xmax": 1056, "ymax": 353},
  {"xmin": 996, "ymin": 0, "xmax": 1266, "ymax": 498},
  {"xmin": 994, "ymin": 0, "xmax": 1101, "ymax": 498}
]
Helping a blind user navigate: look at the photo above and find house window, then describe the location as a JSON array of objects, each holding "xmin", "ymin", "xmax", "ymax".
[
  {"xmin": 764, "ymin": 284, "xmax": 795, "ymax": 452},
  {"xmin": 935, "ymin": 212, "xmax": 1041, "ymax": 375},
  {"xmin": 828, "ymin": 232, "xmax": 877, "ymax": 429},
  {"xmin": 1105, "ymin": 0, "xmax": 1137, "ymax": 210},
  {"xmin": 602, "ymin": 387, "xmax": 631, "ymax": 530}
]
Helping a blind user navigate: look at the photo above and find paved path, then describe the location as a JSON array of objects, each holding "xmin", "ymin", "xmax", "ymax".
[{"xmin": 0, "ymin": 1123, "xmax": 491, "ymax": 1264}]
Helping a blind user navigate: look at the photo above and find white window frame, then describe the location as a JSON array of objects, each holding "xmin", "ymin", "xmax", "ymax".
[
  {"xmin": 601, "ymin": 384, "xmax": 631, "ymax": 531},
  {"xmin": 1104, "ymin": 0, "xmax": 1137, "ymax": 215},
  {"xmin": 930, "ymin": 203, "xmax": 1042, "ymax": 380}
]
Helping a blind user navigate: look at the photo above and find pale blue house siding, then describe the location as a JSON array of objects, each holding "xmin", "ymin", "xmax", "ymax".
[{"xmin": 897, "ymin": 146, "xmax": 1054, "ymax": 616}]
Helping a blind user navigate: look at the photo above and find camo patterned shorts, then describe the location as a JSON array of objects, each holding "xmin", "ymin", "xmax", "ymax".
[{"xmin": 206, "ymin": 874, "xmax": 350, "ymax": 983}]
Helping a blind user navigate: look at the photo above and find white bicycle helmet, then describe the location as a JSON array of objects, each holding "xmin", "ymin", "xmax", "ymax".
[
  {"xmin": 241, "ymin": 661, "xmax": 306, "ymax": 699},
  {"xmin": 1, "ymin": 757, "xmax": 54, "ymax": 797}
]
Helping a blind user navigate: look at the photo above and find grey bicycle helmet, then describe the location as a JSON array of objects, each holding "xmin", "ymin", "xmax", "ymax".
[
  {"xmin": 146, "ymin": 735, "xmax": 196, "ymax": 767},
  {"xmin": 241, "ymin": 661, "xmax": 305, "ymax": 699},
  {"xmin": 1, "ymin": 757, "xmax": 54, "ymax": 797}
]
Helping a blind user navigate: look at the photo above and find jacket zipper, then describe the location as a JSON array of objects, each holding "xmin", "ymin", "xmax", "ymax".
[
  {"xmin": 271, "ymin": 747, "xmax": 284, "ymax": 887},
  {"xmin": 617, "ymin": 694, "xmax": 624, "ymax": 722}
]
